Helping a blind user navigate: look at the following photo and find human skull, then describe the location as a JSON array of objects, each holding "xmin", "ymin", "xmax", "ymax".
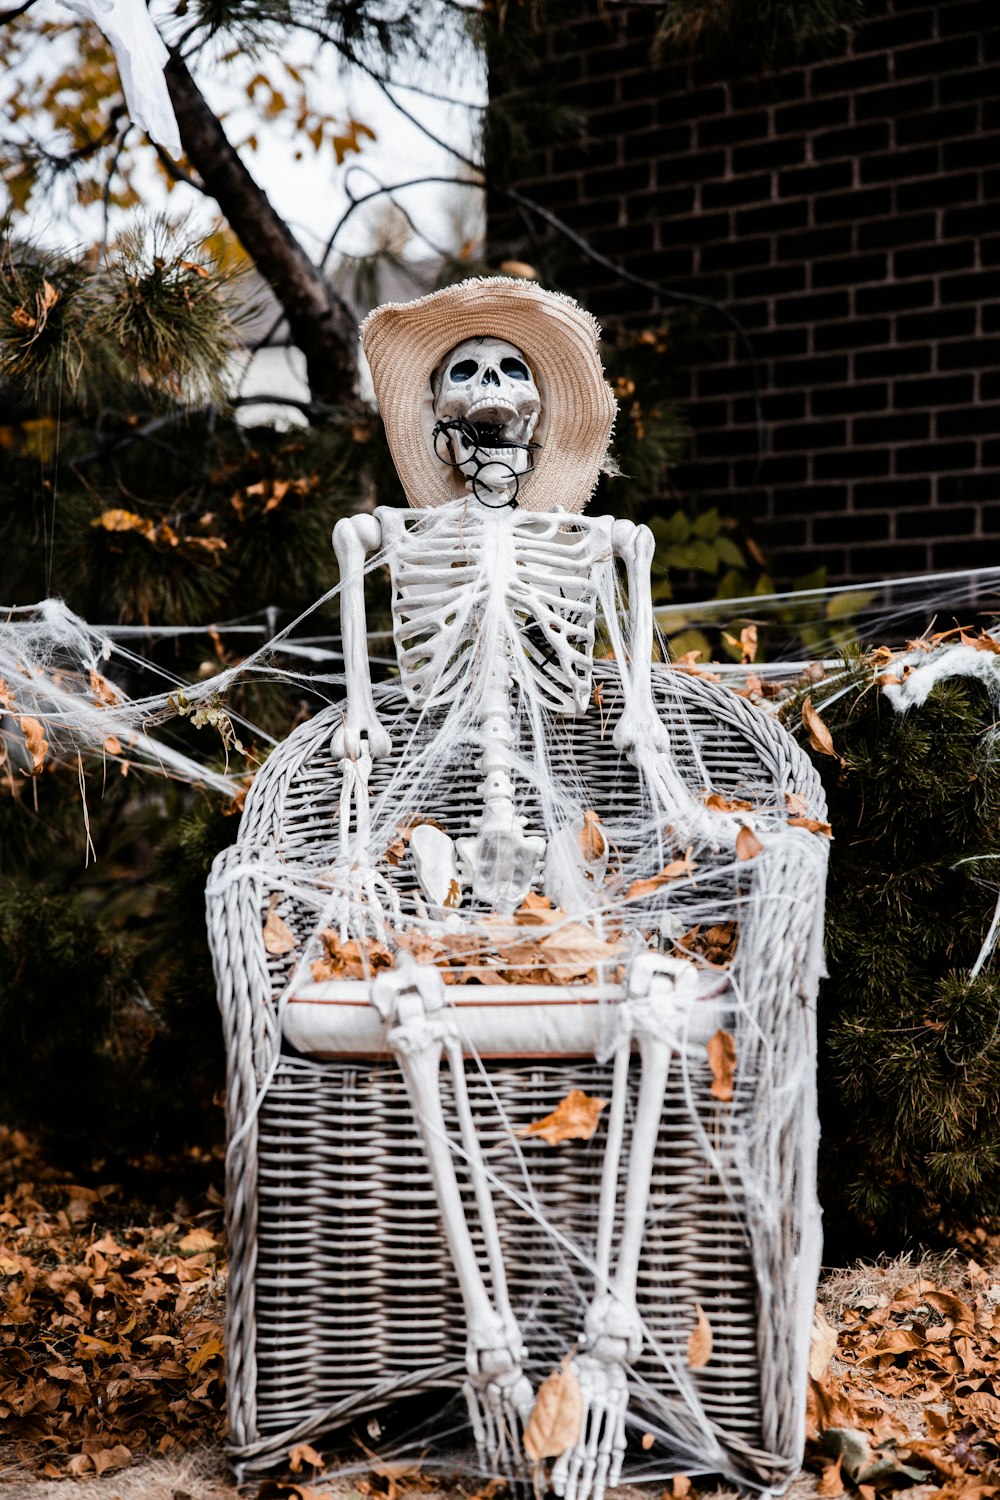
[{"xmin": 431, "ymin": 337, "xmax": 541, "ymax": 500}]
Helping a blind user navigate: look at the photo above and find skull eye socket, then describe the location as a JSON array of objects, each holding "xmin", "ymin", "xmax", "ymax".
[
  {"xmin": 500, "ymin": 357, "xmax": 530, "ymax": 381},
  {"xmin": 448, "ymin": 359, "xmax": 478, "ymax": 383}
]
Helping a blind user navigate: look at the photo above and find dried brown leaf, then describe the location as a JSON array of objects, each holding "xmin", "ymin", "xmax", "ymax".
[
  {"xmin": 705, "ymin": 792, "xmax": 753, "ymax": 812},
  {"xmin": 959, "ymin": 629, "xmax": 1000, "ymax": 655},
  {"xmin": 537, "ymin": 922, "xmax": 622, "ymax": 979},
  {"xmin": 810, "ymin": 1308, "xmax": 839, "ymax": 1381},
  {"xmin": 523, "ymin": 1357, "xmax": 583, "ymax": 1460},
  {"xmin": 579, "ymin": 808, "xmax": 606, "ymax": 863},
  {"xmin": 88, "ymin": 668, "xmax": 120, "ymax": 707},
  {"xmin": 263, "ymin": 898, "xmax": 297, "ymax": 956},
  {"xmin": 92, "ymin": 1445, "xmax": 131, "ymax": 1475},
  {"xmin": 185, "ymin": 1334, "xmax": 223, "ymax": 1373},
  {"xmin": 312, "ymin": 929, "xmax": 393, "ymax": 982},
  {"xmin": 177, "ymin": 1228, "xmax": 216, "ymax": 1253},
  {"xmin": 672, "ymin": 650, "xmax": 721, "ymax": 682},
  {"xmin": 514, "ymin": 891, "xmax": 561, "ymax": 925},
  {"xmin": 735, "ymin": 825, "xmax": 763, "ymax": 861},
  {"xmin": 817, "ymin": 1455, "xmax": 845, "ymax": 1497},
  {"xmin": 803, "ymin": 696, "xmax": 840, "ymax": 761},
  {"xmin": 707, "ymin": 1029, "xmax": 736, "ymax": 1102},
  {"xmin": 674, "ymin": 921, "xmax": 739, "ymax": 967},
  {"xmin": 687, "ymin": 1303, "xmax": 713, "ymax": 1368},
  {"xmin": 788, "ymin": 815, "xmax": 833, "ymax": 838},
  {"xmin": 289, "ymin": 1442, "xmax": 325, "ymax": 1472},
  {"xmin": 91, "ymin": 508, "xmax": 153, "ymax": 536},
  {"xmin": 924, "ymin": 1290, "xmax": 976, "ymax": 1331},
  {"xmin": 626, "ymin": 847, "xmax": 696, "ymax": 900},
  {"xmin": 19, "ymin": 716, "xmax": 47, "ymax": 773},
  {"xmin": 518, "ymin": 1090, "xmax": 608, "ymax": 1146}
]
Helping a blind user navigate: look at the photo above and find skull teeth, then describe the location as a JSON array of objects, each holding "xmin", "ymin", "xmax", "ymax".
[
  {"xmin": 459, "ymin": 415, "xmax": 531, "ymax": 448},
  {"xmin": 467, "ymin": 396, "xmax": 519, "ymax": 421}
]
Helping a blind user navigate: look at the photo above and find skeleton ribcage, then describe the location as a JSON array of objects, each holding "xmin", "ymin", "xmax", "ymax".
[{"xmin": 379, "ymin": 504, "xmax": 612, "ymax": 713}]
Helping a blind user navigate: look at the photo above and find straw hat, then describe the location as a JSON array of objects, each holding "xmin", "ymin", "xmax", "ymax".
[{"xmin": 360, "ymin": 276, "xmax": 617, "ymax": 514}]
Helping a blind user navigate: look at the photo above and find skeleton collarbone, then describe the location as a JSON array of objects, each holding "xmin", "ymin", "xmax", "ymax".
[{"xmin": 378, "ymin": 502, "xmax": 614, "ymax": 714}]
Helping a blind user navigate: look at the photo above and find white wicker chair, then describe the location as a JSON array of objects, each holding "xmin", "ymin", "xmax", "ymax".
[{"xmin": 208, "ymin": 658, "xmax": 827, "ymax": 1490}]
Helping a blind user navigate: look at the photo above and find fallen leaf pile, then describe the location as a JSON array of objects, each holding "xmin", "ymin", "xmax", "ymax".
[
  {"xmin": 808, "ymin": 1257, "xmax": 1000, "ymax": 1498},
  {"xmin": 0, "ymin": 1127, "xmax": 226, "ymax": 1479},
  {"xmin": 310, "ymin": 893, "xmax": 626, "ymax": 988},
  {"xmin": 672, "ymin": 920, "xmax": 739, "ymax": 967}
]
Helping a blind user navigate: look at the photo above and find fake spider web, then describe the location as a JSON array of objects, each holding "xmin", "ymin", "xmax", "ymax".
[{"xmin": 2, "ymin": 555, "xmax": 999, "ymax": 1495}]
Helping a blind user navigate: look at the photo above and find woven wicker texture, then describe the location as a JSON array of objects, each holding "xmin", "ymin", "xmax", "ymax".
[{"xmin": 208, "ymin": 662, "xmax": 827, "ymax": 1487}]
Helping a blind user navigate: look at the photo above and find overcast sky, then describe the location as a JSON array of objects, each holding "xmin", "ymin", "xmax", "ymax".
[{"xmin": 18, "ymin": 0, "xmax": 486, "ymax": 267}]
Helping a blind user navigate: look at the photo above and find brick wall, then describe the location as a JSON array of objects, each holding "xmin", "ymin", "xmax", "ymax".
[{"xmin": 488, "ymin": 0, "xmax": 1000, "ymax": 584}]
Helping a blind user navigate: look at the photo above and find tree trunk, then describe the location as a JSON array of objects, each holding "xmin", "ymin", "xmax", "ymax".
[{"xmin": 164, "ymin": 52, "xmax": 358, "ymax": 413}]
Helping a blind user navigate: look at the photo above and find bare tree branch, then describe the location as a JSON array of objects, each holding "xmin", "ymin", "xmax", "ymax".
[{"xmin": 164, "ymin": 49, "xmax": 360, "ymax": 412}]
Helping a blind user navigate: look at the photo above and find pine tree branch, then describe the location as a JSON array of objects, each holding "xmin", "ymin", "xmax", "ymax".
[{"xmin": 163, "ymin": 49, "xmax": 359, "ymax": 412}]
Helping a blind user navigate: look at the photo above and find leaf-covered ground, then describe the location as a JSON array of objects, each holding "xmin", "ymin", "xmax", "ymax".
[
  {"xmin": 811, "ymin": 1248, "xmax": 1000, "ymax": 1500},
  {"xmin": 2, "ymin": 1126, "xmax": 999, "ymax": 1499},
  {"xmin": 0, "ymin": 1127, "xmax": 226, "ymax": 1481}
]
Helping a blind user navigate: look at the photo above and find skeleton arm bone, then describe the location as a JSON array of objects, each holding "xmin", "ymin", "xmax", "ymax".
[
  {"xmin": 608, "ymin": 521, "xmax": 729, "ymax": 847},
  {"xmin": 609, "ymin": 520, "xmax": 669, "ymax": 754},
  {"xmin": 332, "ymin": 513, "xmax": 391, "ymax": 759}
]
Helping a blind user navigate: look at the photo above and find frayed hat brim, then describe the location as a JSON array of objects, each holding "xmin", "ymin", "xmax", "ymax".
[{"xmin": 361, "ymin": 276, "xmax": 617, "ymax": 513}]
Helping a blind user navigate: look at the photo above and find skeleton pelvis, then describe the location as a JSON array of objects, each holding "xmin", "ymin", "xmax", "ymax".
[{"xmin": 456, "ymin": 809, "xmax": 546, "ymax": 915}]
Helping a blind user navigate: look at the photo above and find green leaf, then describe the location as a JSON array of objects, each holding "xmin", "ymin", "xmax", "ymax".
[
  {"xmin": 714, "ymin": 534, "xmax": 746, "ymax": 569},
  {"xmin": 651, "ymin": 510, "xmax": 691, "ymax": 546},
  {"xmin": 690, "ymin": 506, "xmax": 721, "ymax": 539}
]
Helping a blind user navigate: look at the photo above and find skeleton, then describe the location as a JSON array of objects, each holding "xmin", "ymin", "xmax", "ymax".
[{"xmin": 331, "ymin": 335, "xmax": 722, "ymax": 1495}]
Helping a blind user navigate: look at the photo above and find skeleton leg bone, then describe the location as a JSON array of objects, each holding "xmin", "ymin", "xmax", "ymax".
[
  {"xmin": 552, "ymin": 955, "xmax": 698, "ymax": 1500},
  {"xmin": 372, "ymin": 958, "xmax": 533, "ymax": 1471}
]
